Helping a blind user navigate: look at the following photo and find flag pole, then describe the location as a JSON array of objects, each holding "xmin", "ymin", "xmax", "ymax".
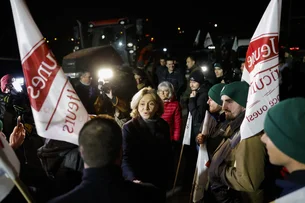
[
  {"xmin": 189, "ymin": 166, "xmax": 198, "ymax": 203},
  {"xmin": 0, "ymin": 151, "xmax": 35, "ymax": 203},
  {"xmin": 172, "ymin": 143, "xmax": 185, "ymax": 197},
  {"xmin": 12, "ymin": 177, "xmax": 35, "ymax": 203}
]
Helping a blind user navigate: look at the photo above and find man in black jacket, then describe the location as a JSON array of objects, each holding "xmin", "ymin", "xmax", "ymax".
[
  {"xmin": 183, "ymin": 69, "xmax": 212, "ymax": 189},
  {"xmin": 47, "ymin": 115, "xmax": 164, "ymax": 203}
]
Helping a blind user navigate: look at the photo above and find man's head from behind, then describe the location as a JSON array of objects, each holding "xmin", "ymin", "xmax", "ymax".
[
  {"xmin": 79, "ymin": 115, "xmax": 122, "ymax": 168},
  {"xmin": 220, "ymin": 81, "xmax": 249, "ymax": 120},
  {"xmin": 262, "ymin": 98, "xmax": 305, "ymax": 172}
]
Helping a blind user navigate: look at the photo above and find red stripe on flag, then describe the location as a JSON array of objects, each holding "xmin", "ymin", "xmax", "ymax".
[
  {"xmin": 22, "ymin": 41, "xmax": 60, "ymax": 111},
  {"xmin": 45, "ymin": 78, "xmax": 69, "ymax": 130}
]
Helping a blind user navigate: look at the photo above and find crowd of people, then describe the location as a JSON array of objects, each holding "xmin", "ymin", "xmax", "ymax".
[{"xmin": 1, "ymin": 42, "xmax": 305, "ymax": 203}]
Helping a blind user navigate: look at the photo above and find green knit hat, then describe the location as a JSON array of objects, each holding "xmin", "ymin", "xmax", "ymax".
[
  {"xmin": 208, "ymin": 83, "xmax": 226, "ymax": 105},
  {"xmin": 220, "ymin": 81, "xmax": 249, "ymax": 107},
  {"xmin": 264, "ymin": 97, "xmax": 305, "ymax": 164}
]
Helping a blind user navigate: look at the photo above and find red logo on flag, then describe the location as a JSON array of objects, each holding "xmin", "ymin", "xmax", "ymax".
[
  {"xmin": 245, "ymin": 34, "xmax": 279, "ymax": 73},
  {"xmin": 22, "ymin": 40, "xmax": 60, "ymax": 111}
]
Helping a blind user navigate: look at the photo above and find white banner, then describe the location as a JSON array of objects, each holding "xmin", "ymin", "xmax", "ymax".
[
  {"xmin": 194, "ymin": 30, "xmax": 201, "ymax": 46},
  {"xmin": 240, "ymin": 0, "xmax": 282, "ymax": 140},
  {"xmin": 193, "ymin": 110, "xmax": 217, "ymax": 202},
  {"xmin": 275, "ymin": 186, "xmax": 305, "ymax": 203},
  {"xmin": 0, "ymin": 135, "xmax": 20, "ymax": 202},
  {"xmin": 232, "ymin": 36, "xmax": 238, "ymax": 52},
  {"xmin": 203, "ymin": 32, "xmax": 213, "ymax": 48},
  {"xmin": 10, "ymin": 0, "xmax": 90, "ymax": 145},
  {"xmin": 182, "ymin": 112, "xmax": 192, "ymax": 145}
]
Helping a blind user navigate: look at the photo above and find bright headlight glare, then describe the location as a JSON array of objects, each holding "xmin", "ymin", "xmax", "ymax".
[
  {"xmin": 127, "ymin": 42, "xmax": 133, "ymax": 47},
  {"xmin": 15, "ymin": 77, "xmax": 24, "ymax": 85},
  {"xmin": 12, "ymin": 78, "xmax": 24, "ymax": 92},
  {"xmin": 98, "ymin": 68, "xmax": 113, "ymax": 81},
  {"xmin": 201, "ymin": 66, "xmax": 208, "ymax": 72}
]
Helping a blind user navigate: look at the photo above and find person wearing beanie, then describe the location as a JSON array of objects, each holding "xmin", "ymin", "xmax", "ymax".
[
  {"xmin": 261, "ymin": 97, "xmax": 305, "ymax": 199},
  {"xmin": 213, "ymin": 62, "xmax": 235, "ymax": 84},
  {"xmin": 214, "ymin": 63, "xmax": 225, "ymax": 83},
  {"xmin": 188, "ymin": 69, "xmax": 212, "ymax": 138},
  {"xmin": 208, "ymin": 83, "xmax": 226, "ymax": 106},
  {"xmin": 182, "ymin": 68, "xmax": 212, "ymax": 188},
  {"xmin": 207, "ymin": 81, "xmax": 268, "ymax": 203},
  {"xmin": 196, "ymin": 83, "xmax": 229, "ymax": 159},
  {"xmin": 189, "ymin": 69, "xmax": 205, "ymax": 85},
  {"xmin": 220, "ymin": 81, "xmax": 249, "ymax": 109},
  {"xmin": 0, "ymin": 74, "xmax": 14, "ymax": 93},
  {"xmin": 0, "ymin": 74, "xmax": 29, "ymax": 138}
]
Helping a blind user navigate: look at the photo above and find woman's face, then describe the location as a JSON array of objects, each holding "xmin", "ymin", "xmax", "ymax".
[
  {"xmin": 157, "ymin": 87, "xmax": 170, "ymax": 100},
  {"xmin": 138, "ymin": 94, "xmax": 159, "ymax": 120}
]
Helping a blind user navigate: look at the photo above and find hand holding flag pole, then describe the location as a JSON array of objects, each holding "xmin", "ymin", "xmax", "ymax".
[{"xmin": 191, "ymin": 110, "xmax": 216, "ymax": 203}]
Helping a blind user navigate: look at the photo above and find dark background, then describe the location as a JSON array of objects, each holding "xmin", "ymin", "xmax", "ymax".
[{"xmin": 0, "ymin": 0, "xmax": 304, "ymax": 76}]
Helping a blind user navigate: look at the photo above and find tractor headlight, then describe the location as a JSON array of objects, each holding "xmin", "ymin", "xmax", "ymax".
[{"xmin": 98, "ymin": 68, "xmax": 113, "ymax": 83}]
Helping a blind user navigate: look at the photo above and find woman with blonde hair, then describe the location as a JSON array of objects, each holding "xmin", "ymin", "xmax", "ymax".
[{"xmin": 121, "ymin": 87, "xmax": 172, "ymax": 199}]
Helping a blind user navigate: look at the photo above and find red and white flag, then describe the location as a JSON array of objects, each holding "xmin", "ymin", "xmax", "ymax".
[
  {"xmin": 10, "ymin": 0, "xmax": 90, "ymax": 145},
  {"xmin": 0, "ymin": 134, "xmax": 20, "ymax": 202},
  {"xmin": 240, "ymin": 0, "xmax": 282, "ymax": 140}
]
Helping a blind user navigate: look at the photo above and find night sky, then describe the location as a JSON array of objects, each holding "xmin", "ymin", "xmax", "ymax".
[{"xmin": 0, "ymin": 0, "xmax": 303, "ymax": 75}]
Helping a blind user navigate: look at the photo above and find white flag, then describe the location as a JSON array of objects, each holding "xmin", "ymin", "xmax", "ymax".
[
  {"xmin": 0, "ymin": 135, "xmax": 20, "ymax": 202},
  {"xmin": 240, "ymin": 0, "xmax": 282, "ymax": 140},
  {"xmin": 274, "ymin": 186, "xmax": 305, "ymax": 203},
  {"xmin": 232, "ymin": 36, "xmax": 238, "ymax": 52},
  {"xmin": 10, "ymin": 0, "xmax": 90, "ymax": 145},
  {"xmin": 193, "ymin": 30, "xmax": 201, "ymax": 47},
  {"xmin": 182, "ymin": 112, "xmax": 192, "ymax": 145},
  {"xmin": 193, "ymin": 111, "xmax": 217, "ymax": 202},
  {"xmin": 203, "ymin": 32, "xmax": 213, "ymax": 48}
]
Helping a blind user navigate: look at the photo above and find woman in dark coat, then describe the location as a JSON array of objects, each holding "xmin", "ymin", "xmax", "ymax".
[{"xmin": 121, "ymin": 87, "xmax": 173, "ymax": 196}]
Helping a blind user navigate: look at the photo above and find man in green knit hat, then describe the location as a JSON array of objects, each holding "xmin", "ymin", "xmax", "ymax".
[
  {"xmin": 196, "ymin": 83, "xmax": 229, "ymax": 158},
  {"xmin": 207, "ymin": 81, "xmax": 267, "ymax": 203},
  {"xmin": 261, "ymin": 97, "xmax": 305, "ymax": 200}
]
